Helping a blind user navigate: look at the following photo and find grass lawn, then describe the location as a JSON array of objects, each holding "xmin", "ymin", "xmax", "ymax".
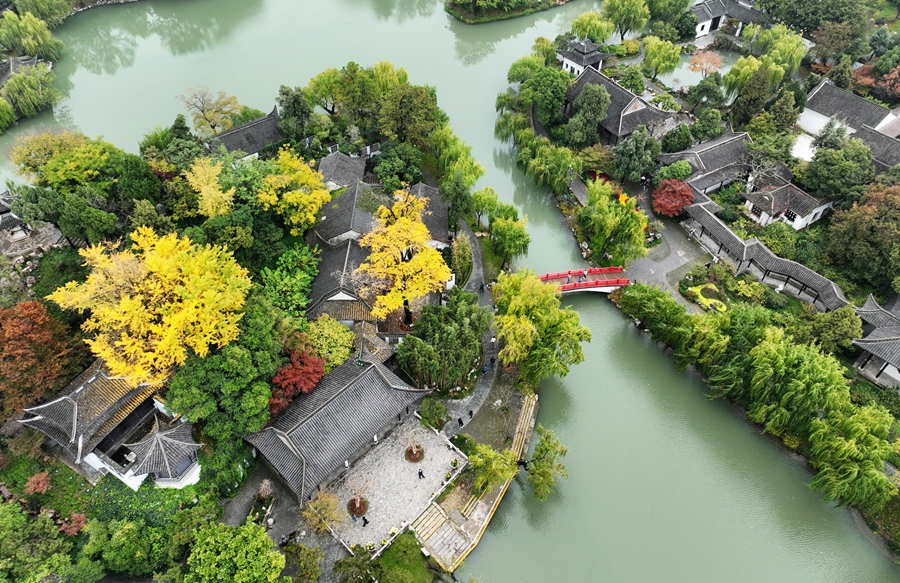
[
  {"xmin": 478, "ymin": 236, "xmax": 504, "ymax": 283},
  {"xmin": 688, "ymin": 283, "xmax": 727, "ymax": 312}
]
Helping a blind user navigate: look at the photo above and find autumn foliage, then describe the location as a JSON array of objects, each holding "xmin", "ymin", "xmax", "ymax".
[
  {"xmin": 269, "ymin": 350, "xmax": 325, "ymax": 419},
  {"xmin": 0, "ymin": 301, "xmax": 88, "ymax": 418},
  {"xmin": 24, "ymin": 471, "xmax": 50, "ymax": 495},
  {"xmin": 652, "ymin": 179, "xmax": 694, "ymax": 217},
  {"xmin": 58, "ymin": 513, "xmax": 87, "ymax": 536},
  {"xmin": 688, "ymin": 51, "xmax": 723, "ymax": 78}
]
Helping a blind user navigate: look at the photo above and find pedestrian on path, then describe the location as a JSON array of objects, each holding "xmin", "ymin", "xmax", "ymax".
[
  {"xmin": 482, "ymin": 364, "xmax": 488, "ymax": 376},
  {"xmin": 490, "ymin": 356, "xmax": 496, "ymax": 368},
  {"xmin": 418, "ymin": 469, "xmax": 425, "ymax": 479},
  {"xmin": 567, "ymin": 275, "xmax": 571, "ymax": 284},
  {"xmin": 458, "ymin": 417, "xmax": 464, "ymax": 427},
  {"xmin": 479, "ymin": 281, "xmax": 485, "ymax": 293},
  {"xmin": 469, "ymin": 410, "xmax": 473, "ymax": 419},
  {"xmin": 352, "ymin": 514, "xmax": 358, "ymax": 522},
  {"xmin": 490, "ymin": 336, "xmax": 496, "ymax": 349},
  {"xmin": 362, "ymin": 516, "xmax": 369, "ymax": 527}
]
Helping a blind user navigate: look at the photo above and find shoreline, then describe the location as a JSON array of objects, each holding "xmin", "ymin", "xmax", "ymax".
[{"xmin": 444, "ymin": 0, "xmax": 566, "ymax": 25}]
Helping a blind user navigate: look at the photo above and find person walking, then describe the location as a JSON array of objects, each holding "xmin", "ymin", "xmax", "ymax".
[
  {"xmin": 479, "ymin": 281, "xmax": 485, "ymax": 293},
  {"xmin": 490, "ymin": 356, "xmax": 496, "ymax": 368},
  {"xmin": 490, "ymin": 336, "xmax": 496, "ymax": 350},
  {"xmin": 418, "ymin": 469, "xmax": 425, "ymax": 479},
  {"xmin": 482, "ymin": 364, "xmax": 488, "ymax": 376},
  {"xmin": 468, "ymin": 410, "xmax": 473, "ymax": 419},
  {"xmin": 362, "ymin": 516, "xmax": 369, "ymax": 527},
  {"xmin": 567, "ymin": 275, "xmax": 571, "ymax": 284}
]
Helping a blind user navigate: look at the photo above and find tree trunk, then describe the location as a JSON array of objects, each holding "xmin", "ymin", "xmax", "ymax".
[{"xmin": 403, "ymin": 298, "xmax": 413, "ymax": 326}]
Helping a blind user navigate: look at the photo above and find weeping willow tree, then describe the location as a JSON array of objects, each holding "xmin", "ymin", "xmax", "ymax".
[
  {"xmin": 428, "ymin": 122, "xmax": 485, "ymax": 189},
  {"xmin": 1, "ymin": 63, "xmax": 61, "ymax": 118},
  {"xmin": 0, "ymin": 11, "xmax": 64, "ymax": 61},
  {"xmin": 13, "ymin": 0, "xmax": 75, "ymax": 29},
  {"xmin": 0, "ymin": 99, "xmax": 16, "ymax": 133},
  {"xmin": 577, "ymin": 178, "xmax": 647, "ymax": 266},
  {"xmin": 810, "ymin": 405, "xmax": 898, "ymax": 511}
]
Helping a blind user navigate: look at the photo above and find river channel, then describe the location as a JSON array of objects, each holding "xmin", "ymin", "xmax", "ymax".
[{"xmin": 7, "ymin": 0, "xmax": 900, "ymax": 580}]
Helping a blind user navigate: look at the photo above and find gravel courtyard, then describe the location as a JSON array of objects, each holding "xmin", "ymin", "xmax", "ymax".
[{"xmin": 330, "ymin": 418, "xmax": 465, "ymax": 549}]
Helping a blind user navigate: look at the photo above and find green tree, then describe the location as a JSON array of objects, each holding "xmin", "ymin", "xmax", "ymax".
[
  {"xmin": 813, "ymin": 117, "xmax": 848, "ymax": 150},
  {"xmin": 166, "ymin": 344, "xmax": 273, "ymax": 442},
  {"xmin": 602, "ymin": 0, "xmax": 651, "ymax": 42},
  {"xmin": 527, "ymin": 424, "xmax": 568, "ymax": 501},
  {"xmin": 731, "ymin": 64, "xmax": 769, "ymax": 126},
  {"xmin": 491, "ymin": 216, "xmax": 531, "ymax": 268},
  {"xmin": 440, "ymin": 171, "xmax": 475, "ymax": 233},
  {"xmin": 0, "ymin": 10, "xmax": 64, "ymax": 60},
  {"xmin": 812, "ymin": 22, "xmax": 855, "ymax": 64},
  {"xmin": 827, "ymin": 184, "xmax": 900, "ymax": 289},
  {"xmin": 758, "ymin": 0, "xmax": 865, "ymax": 36},
  {"xmin": 0, "ymin": 504, "xmax": 73, "ymax": 583},
  {"xmin": 610, "ymin": 124, "xmax": 660, "ymax": 182},
  {"xmin": 619, "ymin": 64, "xmax": 645, "ymax": 94},
  {"xmin": 661, "ymin": 122, "xmax": 693, "ymax": 153},
  {"xmin": 185, "ymin": 522, "xmax": 288, "ymax": 583},
  {"xmin": 579, "ymin": 178, "xmax": 648, "ymax": 264},
  {"xmin": 690, "ymin": 107, "xmax": 724, "ymax": 142},
  {"xmin": 333, "ymin": 546, "xmax": 384, "ymax": 583},
  {"xmin": 804, "ymin": 137, "xmax": 874, "ymax": 198},
  {"xmin": 642, "ymin": 35, "xmax": 680, "ymax": 80},
  {"xmin": 722, "ymin": 55, "xmax": 761, "ymax": 97},
  {"xmin": 377, "ymin": 82, "xmax": 444, "ymax": 150},
  {"xmin": 305, "ymin": 313, "xmax": 355, "ymax": 373},
  {"xmin": 470, "ymin": 443, "xmax": 519, "ymax": 493},
  {"xmin": 571, "ymin": 11, "xmax": 615, "ymax": 43},
  {"xmin": 686, "ymin": 72, "xmax": 725, "ymax": 113},
  {"xmin": 494, "ymin": 269, "xmax": 592, "ymax": 388},
  {"xmin": 767, "ymin": 91, "xmax": 799, "ymax": 133},
  {"xmin": 283, "ymin": 543, "xmax": 323, "ymax": 583},
  {"xmin": 565, "ymin": 83, "xmax": 610, "ymax": 148},
  {"xmin": 372, "ymin": 140, "xmax": 423, "ymax": 192},
  {"xmin": 0, "ymin": 97, "xmax": 15, "ymax": 133},
  {"xmin": 473, "ymin": 186, "xmax": 498, "ymax": 228},
  {"xmin": 276, "ymin": 84, "xmax": 312, "ymax": 141},
  {"xmin": 827, "ymin": 55, "xmax": 853, "ymax": 89},
  {"xmin": 260, "ymin": 243, "xmax": 319, "ymax": 318},
  {"xmin": 2, "ymin": 62, "xmax": 62, "ymax": 117},
  {"xmin": 507, "ymin": 55, "xmax": 545, "ymax": 83},
  {"xmin": 520, "ymin": 66, "xmax": 572, "ymax": 127},
  {"xmin": 654, "ymin": 160, "xmax": 692, "ymax": 186},
  {"xmin": 787, "ymin": 305, "xmax": 863, "ymax": 355},
  {"xmin": 810, "ymin": 405, "xmax": 897, "ymax": 511},
  {"xmin": 13, "ymin": 0, "xmax": 75, "ymax": 28}
]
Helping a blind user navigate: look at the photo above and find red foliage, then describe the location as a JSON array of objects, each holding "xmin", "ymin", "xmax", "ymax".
[
  {"xmin": 269, "ymin": 350, "xmax": 325, "ymax": 419},
  {"xmin": 0, "ymin": 301, "xmax": 87, "ymax": 417},
  {"xmin": 877, "ymin": 66, "xmax": 900, "ymax": 101},
  {"xmin": 24, "ymin": 471, "xmax": 50, "ymax": 495},
  {"xmin": 652, "ymin": 179, "xmax": 694, "ymax": 217},
  {"xmin": 58, "ymin": 513, "xmax": 87, "ymax": 536},
  {"xmin": 810, "ymin": 63, "xmax": 832, "ymax": 76},
  {"xmin": 854, "ymin": 64, "xmax": 877, "ymax": 91}
]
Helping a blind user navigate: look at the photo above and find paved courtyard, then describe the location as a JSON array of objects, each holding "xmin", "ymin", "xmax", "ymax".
[{"xmin": 330, "ymin": 418, "xmax": 465, "ymax": 549}]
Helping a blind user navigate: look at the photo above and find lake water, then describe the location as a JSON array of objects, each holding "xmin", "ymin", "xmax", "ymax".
[{"xmin": 8, "ymin": 1, "xmax": 900, "ymax": 580}]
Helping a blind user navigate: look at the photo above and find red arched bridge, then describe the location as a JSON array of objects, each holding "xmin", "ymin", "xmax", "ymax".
[{"xmin": 538, "ymin": 267, "xmax": 630, "ymax": 294}]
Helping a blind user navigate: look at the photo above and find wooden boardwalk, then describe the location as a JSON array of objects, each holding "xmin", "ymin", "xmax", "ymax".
[
  {"xmin": 539, "ymin": 267, "xmax": 630, "ymax": 294},
  {"xmin": 413, "ymin": 394, "xmax": 539, "ymax": 572}
]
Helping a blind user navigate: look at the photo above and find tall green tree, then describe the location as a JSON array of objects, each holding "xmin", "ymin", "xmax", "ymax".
[
  {"xmin": 440, "ymin": 171, "xmax": 475, "ymax": 233},
  {"xmin": 377, "ymin": 82, "xmax": 444, "ymax": 150},
  {"xmin": 14, "ymin": 0, "xmax": 74, "ymax": 28},
  {"xmin": 686, "ymin": 72, "xmax": 725, "ymax": 113},
  {"xmin": 333, "ymin": 546, "xmax": 385, "ymax": 583},
  {"xmin": 661, "ymin": 122, "xmax": 693, "ymax": 153},
  {"xmin": 601, "ymin": 0, "xmax": 651, "ymax": 42},
  {"xmin": 610, "ymin": 124, "xmax": 660, "ymax": 182},
  {"xmin": 527, "ymin": 424, "xmax": 569, "ymax": 501},
  {"xmin": 827, "ymin": 55, "xmax": 853, "ymax": 89},
  {"xmin": 0, "ymin": 10, "xmax": 64, "ymax": 59},
  {"xmin": 731, "ymin": 64, "xmax": 769, "ymax": 126},
  {"xmin": 2, "ymin": 62, "xmax": 61, "ymax": 118},
  {"xmin": 690, "ymin": 107, "xmax": 724, "ymax": 141},
  {"xmin": 579, "ymin": 178, "xmax": 648, "ymax": 264},
  {"xmin": 520, "ymin": 66, "xmax": 572, "ymax": 127},
  {"xmin": 571, "ymin": 11, "xmax": 615, "ymax": 43},
  {"xmin": 642, "ymin": 35, "xmax": 680, "ymax": 80},
  {"xmin": 185, "ymin": 522, "xmax": 288, "ymax": 583},
  {"xmin": 804, "ymin": 137, "xmax": 874, "ymax": 198},
  {"xmin": 491, "ymin": 215, "xmax": 531, "ymax": 268},
  {"xmin": 470, "ymin": 443, "xmax": 519, "ymax": 493},
  {"xmin": 565, "ymin": 83, "xmax": 610, "ymax": 148},
  {"xmin": 473, "ymin": 186, "xmax": 498, "ymax": 228},
  {"xmin": 767, "ymin": 91, "xmax": 799, "ymax": 133},
  {"xmin": 276, "ymin": 84, "xmax": 312, "ymax": 141},
  {"xmin": 494, "ymin": 269, "xmax": 592, "ymax": 389}
]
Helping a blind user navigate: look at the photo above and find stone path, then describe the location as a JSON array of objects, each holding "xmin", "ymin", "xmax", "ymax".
[
  {"xmin": 622, "ymin": 180, "xmax": 709, "ymax": 311},
  {"xmin": 441, "ymin": 220, "xmax": 501, "ymax": 438},
  {"xmin": 330, "ymin": 419, "xmax": 464, "ymax": 550}
]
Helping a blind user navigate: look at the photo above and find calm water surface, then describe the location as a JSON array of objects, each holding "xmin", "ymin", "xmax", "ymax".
[{"xmin": 10, "ymin": 1, "xmax": 900, "ymax": 580}]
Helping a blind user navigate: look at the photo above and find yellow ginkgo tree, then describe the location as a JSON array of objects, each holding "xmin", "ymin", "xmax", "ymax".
[
  {"xmin": 186, "ymin": 157, "xmax": 235, "ymax": 218},
  {"xmin": 356, "ymin": 189, "xmax": 451, "ymax": 322},
  {"xmin": 48, "ymin": 227, "xmax": 251, "ymax": 385},
  {"xmin": 257, "ymin": 146, "xmax": 331, "ymax": 235}
]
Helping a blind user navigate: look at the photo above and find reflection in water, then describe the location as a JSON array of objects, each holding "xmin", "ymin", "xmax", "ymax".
[{"xmin": 492, "ymin": 145, "xmax": 558, "ymax": 228}]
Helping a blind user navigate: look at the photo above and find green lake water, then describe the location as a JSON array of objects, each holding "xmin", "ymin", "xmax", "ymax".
[{"xmin": 7, "ymin": 0, "xmax": 900, "ymax": 580}]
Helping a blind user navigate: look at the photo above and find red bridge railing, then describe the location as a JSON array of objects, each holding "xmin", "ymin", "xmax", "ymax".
[
  {"xmin": 558, "ymin": 278, "xmax": 630, "ymax": 292},
  {"xmin": 538, "ymin": 267, "xmax": 624, "ymax": 281}
]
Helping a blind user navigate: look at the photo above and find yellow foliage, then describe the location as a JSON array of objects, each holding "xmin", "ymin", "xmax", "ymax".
[
  {"xmin": 10, "ymin": 129, "xmax": 88, "ymax": 184},
  {"xmin": 257, "ymin": 146, "xmax": 331, "ymax": 236},
  {"xmin": 47, "ymin": 227, "xmax": 251, "ymax": 385},
  {"xmin": 186, "ymin": 158, "xmax": 235, "ymax": 218},
  {"xmin": 356, "ymin": 190, "xmax": 451, "ymax": 319}
]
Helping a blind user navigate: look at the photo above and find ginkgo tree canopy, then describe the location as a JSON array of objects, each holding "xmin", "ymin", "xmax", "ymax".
[
  {"xmin": 48, "ymin": 226, "xmax": 252, "ymax": 385},
  {"xmin": 356, "ymin": 189, "xmax": 451, "ymax": 319}
]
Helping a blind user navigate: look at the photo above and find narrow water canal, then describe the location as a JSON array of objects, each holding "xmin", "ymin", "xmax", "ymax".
[{"xmin": 9, "ymin": 0, "xmax": 900, "ymax": 580}]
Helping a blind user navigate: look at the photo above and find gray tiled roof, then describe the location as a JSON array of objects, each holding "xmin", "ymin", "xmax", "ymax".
[
  {"xmin": 692, "ymin": 0, "xmax": 728, "ymax": 20},
  {"xmin": 409, "ymin": 183, "xmax": 450, "ymax": 243},
  {"xmin": 686, "ymin": 202, "xmax": 849, "ymax": 310},
  {"xmin": 312, "ymin": 182, "xmax": 379, "ymax": 244},
  {"xmin": 557, "ymin": 40, "xmax": 612, "ymax": 68},
  {"xmin": 877, "ymin": 117, "xmax": 900, "ymax": 139},
  {"xmin": 353, "ymin": 322, "xmax": 394, "ymax": 363},
  {"xmin": 210, "ymin": 106, "xmax": 285, "ymax": 156},
  {"xmin": 692, "ymin": 0, "xmax": 764, "ymax": 24},
  {"xmin": 807, "ymin": 80, "xmax": 892, "ymax": 131},
  {"xmin": 854, "ymin": 328, "xmax": 900, "ymax": 369},
  {"xmin": 857, "ymin": 294, "xmax": 900, "ymax": 328},
  {"xmin": 852, "ymin": 126, "xmax": 900, "ymax": 173},
  {"xmin": 743, "ymin": 183, "xmax": 827, "ymax": 218},
  {"xmin": 659, "ymin": 131, "xmax": 751, "ymax": 174},
  {"xmin": 566, "ymin": 69, "xmax": 672, "ymax": 139},
  {"xmin": 245, "ymin": 357, "xmax": 428, "ymax": 501},
  {"xmin": 20, "ymin": 360, "xmax": 157, "ymax": 462},
  {"xmin": 306, "ymin": 239, "xmax": 372, "ymax": 320},
  {"xmin": 125, "ymin": 417, "xmax": 200, "ymax": 479},
  {"xmin": 318, "ymin": 152, "xmax": 366, "ymax": 189},
  {"xmin": 0, "ymin": 191, "xmax": 23, "ymax": 231}
]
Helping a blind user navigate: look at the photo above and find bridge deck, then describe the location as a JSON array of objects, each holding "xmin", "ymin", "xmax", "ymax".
[{"xmin": 538, "ymin": 267, "xmax": 630, "ymax": 293}]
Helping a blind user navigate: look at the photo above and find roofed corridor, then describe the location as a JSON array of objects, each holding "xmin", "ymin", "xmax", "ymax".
[{"xmin": 538, "ymin": 267, "xmax": 630, "ymax": 293}]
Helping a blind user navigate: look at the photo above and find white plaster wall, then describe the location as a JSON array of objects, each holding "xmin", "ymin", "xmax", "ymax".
[{"xmin": 799, "ymin": 108, "xmax": 854, "ymax": 135}]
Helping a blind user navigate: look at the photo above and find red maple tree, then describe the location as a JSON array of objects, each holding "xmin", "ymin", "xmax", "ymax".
[
  {"xmin": 652, "ymin": 179, "xmax": 694, "ymax": 217},
  {"xmin": 59, "ymin": 513, "xmax": 87, "ymax": 536},
  {"xmin": 24, "ymin": 471, "xmax": 50, "ymax": 495},
  {"xmin": 269, "ymin": 350, "xmax": 325, "ymax": 419},
  {"xmin": 0, "ymin": 301, "xmax": 89, "ymax": 418}
]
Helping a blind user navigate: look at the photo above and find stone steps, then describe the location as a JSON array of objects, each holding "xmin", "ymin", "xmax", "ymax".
[
  {"xmin": 412, "ymin": 503, "xmax": 446, "ymax": 541},
  {"xmin": 428, "ymin": 521, "xmax": 469, "ymax": 565},
  {"xmin": 461, "ymin": 495, "xmax": 479, "ymax": 517}
]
